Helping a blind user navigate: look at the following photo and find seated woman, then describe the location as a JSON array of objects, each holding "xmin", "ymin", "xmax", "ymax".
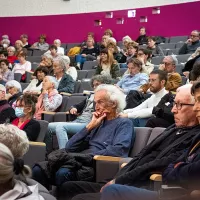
[
  {"xmin": 95, "ymin": 48, "xmax": 120, "ymax": 79},
  {"xmin": 34, "ymin": 76, "xmax": 62, "ymax": 120},
  {"xmin": 121, "ymin": 35, "xmax": 132, "ymax": 53},
  {"xmin": 7, "ymin": 46, "xmax": 17, "ymax": 64},
  {"xmin": 23, "ymin": 66, "xmax": 48, "ymax": 94},
  {"xmin": 40, "ymin": 54, "xmax": 54, "ymax": 75},
  {"xmin": 53, "ymin": 58, "xmax": 75, "ymax": 93},
  {"xmin": 12, "ymin": 52, "xmax": 31, "ymax": 80},
  {"xmin": 15, "ymin": 40, "xmax": 27, "ymax": 57},
  {"xmin": 116, "ymin": 58, "xmax": 149, "ymax": 94},
  {"xmin": 99, "ymin": 35, "xmax": 109, "ymax": 51},
  {"xmin": 62, "ymin": 55, "xmax": 77, "ymax": 81},
  {"xmin": 0, "ymin": 142, "xmax": 44, "ymax": 199},
  {"xmin": 5, "ymin": 80, "xmax": 22, "ymax": 107},
  {"xmin": 31, "ymin": 34, "xmax": 49, "ymax": 51},
  {"xmin": 107, "ymin": 41, "xmax": 123, "ymax": 63},
  {"xmin": 146, "ymin": 36, "xmax": 164, "ymax": 57},
  {"xmin": 0, "ymin": 59, "xmax": 14, "ymax": 85},
  {"xmin": 75, "ymin": 38, "xmax": 99, "ymax": 69},
  {"xmin": 12, "ymin": 93, "xmax": 40, "ymax": 141},
  {"xmin": 44, "ymin": 45, "xmax": 61, "ymax": 61}
]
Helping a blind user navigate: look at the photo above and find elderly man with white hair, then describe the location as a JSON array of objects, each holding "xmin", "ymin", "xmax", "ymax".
[
  {"xmin": 159, "ymin": 55, "xmax": 182, "ymax": 92},
  {"xmin": 32, "ymin": 84, "xmax": 134, "ymax": 188},
  {"xmin": 54, "ymin": 39, "xmax": 65, "ymax": 55}
]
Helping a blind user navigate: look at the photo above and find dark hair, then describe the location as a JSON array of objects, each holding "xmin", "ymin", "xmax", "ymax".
[
  {"xmin": 88, "ymin": 32, "xmax": 94, "ymax": 37},
  {"xmin": 91, "ymin": 75, "xmax": 112, "ymax": 88},
  {"xmin": 49, "ymin": 45, "xmax": 57, "ymax": 51},
  {"xmin": 0, "ymin": 51, "xmax": 8, "ymax": 57},
  {"xmin": 33, "ymin": 66, "xmax": 49, "ymax": 77},
  {"xmin": 148, "ymin": 36, "xmax": 156, "ymax": 42},
  {"xmin": 0, "ymin": 59, "xmax": 9, "ymax": 66},
  {"xmin": 39, "ymin": 34, "xmax": 46, "ymax": 41},
  {"xmin": 138, "ymin": 48, "xmax": 152, "ymax": 59},
  {"xmin": 189, "ymin": 61, "xmax": 200, "ymax": 81},
  {"xmin": 150, "ymin": 70, "xmax": 168, "ymax": 83},
  {"xmin": 16, "ymin": 93, "xmax": 38, "ymax": 117},
  {"xmin": 127, "ymin": 58, "xmax": 143, "ymax": 71},
  {"xmin": 191, "ymin": 81, "xmax": 200, "ymax": 95},
  {"xmin": 127, "ymin": 42, "xmax": 138, "ymax": 51}
]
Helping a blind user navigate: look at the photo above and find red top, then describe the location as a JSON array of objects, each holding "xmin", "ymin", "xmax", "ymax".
[
  {"xmin": 7, "ymin": 56, "xmax": 17, "ymax": 64},
  {"xmin": 12, "ymin": 118, "xmax": 30, "ymax": 130}
]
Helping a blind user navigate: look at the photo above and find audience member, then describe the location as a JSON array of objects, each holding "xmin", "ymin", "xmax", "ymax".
[
  {"xmin": 104, "ymin": 29, "xmax": 113, "ymax": 37},
  {"xmin": 53, "ymin": 58, "xmax": 75, "ymax": 93},
  {"xmin": 0, "ymin": 51, "xmax": 8, "ymax": 60},
  {"xmin": 31, "ymin": 34, "xmax": 49, "ymax": 51},
  {"xmin": 34, "ymin": 76, "xmax": 62, "ymax": 120},
  {"xmin": 136, "ymin": 27, "xmax": 148, "ymax": 45},
  {"xmin": 81, "ymin": 32, "xmax": 95, "ymax": 49},
  {"xmin": 44, "ymin": 44, "xmax": 61, "ymax": 61},
  {"xmin": 179, "ymin": 30, "xmax": 200, "ymax": 55},
  {"xmin": 53, "ymin": 39, "xmax": 65, "ymax": 55},
  {"xmin": 40, "ymin": 54, "xmax": 54, "ymax": 75},
  {"xmin": 100, "ymin": 35, "xmax": 109, "ymax": 51},
  {"xmin": 159, "ymin": 55, "xmax": 182, "ymax": 92},
  {"xmin": 119, "ymin": 70, "xmax": 168, "ymax": 127},
  {"xmin": 1, "ymin": 37, "xmax": 10, "ymax": 50},
  {"xmin": 189, "ymin": 61, "xmax": 200, "ymax": 82},
  {"xmin": 20, "ymin": 34, "xmax": 31, "ymax": 49},
  {"xmin": 12, "ymin": 93, "xmax": 40, "ymax": 141},
  {"xmin": 107, "ymin": 41, "xmax": 123, "ymax": 63},
  {"xmin": 147, "ymin": 36, "xmax": 164, "ymax": 57},
  {"xmin": 95, "ymin": 48, "xmax": 120, "ymax": 79},
  {"xmin": 0, "ymin": 59, "xmax": 14, "ymax": 85},
  {"xmin": 5, "ymin": 80, "xmax": 22, "ymax": 107},
  {"xmin": 59, "ymin": 84, "xmax": 200, "ymax": 200},
  {"xmin": 23, "ymin": 66, "xmax": 49, "ymax": 94},
  {"xmin": 137, "ymin": 48, "xmax": 154, "ymax": 74},
  {"xmin": 12, "ymin": 52, "xmax": 31, "ymax": 77},
  {"xmin": 15, "ymin": 40, "xmax": 27, "ymax": 56},
  {"xmin": 7, "ymin": 46, "xmax": 17, "ymax": 64},
  {"xmin": 62, "ymin": 55, "xmax": 77, "ymax": 81},
  {"xmin": 116, "ymin": 58, "xmax": 148, "ymax": 94},
  {"xmin": 45, "ymin": 75, "xmax": 112, "ymax": 152},
  {"xmin": 33, "ymin": 84, "xmax": 134, "ymax": 188},
  {"xmin": 76, "ymin": 38, "xmax": 99, "ymax": 69},
  {"xmin": 121, "ymin": 35, "xmax": 132, "ymax": 53},
  {"xmin": 0, "ymin": 84, "xmax": 15, "ymax": 123}
]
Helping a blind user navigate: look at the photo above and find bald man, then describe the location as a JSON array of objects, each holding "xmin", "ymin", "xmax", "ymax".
[{"xmin": 58, "ymin": 84, "xmax": 200, "ymax": 200}]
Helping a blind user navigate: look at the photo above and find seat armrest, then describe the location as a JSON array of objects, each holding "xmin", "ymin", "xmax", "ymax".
[
  {"xmin": 94, "ymin": 155, "xmax": 122, "ymax": 162},
  {"xmin": 60, "ymin": 92, "xmax": 72, "ymax": 96},
  {"xmin": 150, "ymin": 174, "xmax": 162, "ymax": 191},
  {"xmin": 150, "ymin": 174, "xmax": 162, "ymax": 182},
  {"xmin": 191, "ymin": 190, "xmax": 200, "ymax": 198},
  {"xmin": 41, "ymin": 111, "xmax": 56, "ymax": 122},
  {"xmin": 119, "ymin": 157, "xmax": 132, "ymax": 168},
  {"xmin": 54, "ymin": 112, "xmax": 68, "ymax": 122}
]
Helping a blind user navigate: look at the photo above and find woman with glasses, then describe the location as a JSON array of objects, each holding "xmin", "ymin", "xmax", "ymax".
[
  {"xmin": 12, "ymin": 93, "xmax": 40, "ymax": 141},
  {"xmin": 5, "ymin": 80, "xmax": 22, "ymax": 107}
]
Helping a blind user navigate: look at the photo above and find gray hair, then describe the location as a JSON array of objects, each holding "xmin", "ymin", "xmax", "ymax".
[
  {"xmin": 0, "ymin": 142, "xmax": 31, "ymax": 184},
  {"xmin": 2, "ymin": 39, "xmax": 10, "ymax": 45},
  {"xmin": 7, "ymin": 46, "xmax": 16, "ymax": 52},
  {"xmin": 122, "ymin": 35, "xmax": 132, "ymax": 42},
  {"xmin": 54, "ymin": 39, "xmax": 61, "ymax": 45},
  {"xmin": 0, "ymin": 84, "xmax": 6, "ymax": 93},
  {"xmin": 2, "ymin": 35, "xmax": 9, "ymax": 39},
  {"xmin": 90, "ymin": 75, "xmax": 112, "ymax": 88},
  {"xmin": 0, "ymin": 124, "xmax": 29, "ymax": 158},
  {"xmin": 176, "ymin": 84, "xmax": 194, "ymax": 104},
  {"xmin": 62, "ymin": 55, "xmax": 70, "ymax": 65},
  {"xmin": 46, "ymin": 76, "xmax": 59, "ymax": 89},
  {"xmin": 167, "ymin": 55, "xmax": 178, "ymax": 66},
  {"xmin": 54, "ymin": 58, "xmax": 66, "ymax": 72},
  {"xmin": 95, "ymin": 84, "xmax": 126, "ymax": 113},
  {"xmin": 6, "ymin": 80, "xmax": 22, "ymax": 92}
]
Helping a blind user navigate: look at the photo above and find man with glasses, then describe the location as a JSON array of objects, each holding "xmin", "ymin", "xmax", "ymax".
[
  {"xmin": 159, "ymin": 55, "xmax": 182, "ymax": 92},
  {"xmin": 60, "ymin": 84, "xmax": 200, "ymax": 200},
  {"xmin": 0, "ymin": 84, "xmax": 15, "ymax": 123},
  {"xmin": 179, "ymin": 30, "xmax": 200, "ymax": 55}
]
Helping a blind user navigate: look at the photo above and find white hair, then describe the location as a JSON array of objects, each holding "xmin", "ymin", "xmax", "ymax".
[
  {"xmin": 54, "ymin": 39, "xmax": 61, "ymax": 45},
  {"xmin": 2, "ymin": 35, "xmax": 9, "ymax": 39},
  {"xmin": 176, "ymin": 84, "xmax": 194, "ymax": 103},
  {"xmin": 7, "ymin": 46, "xmax": 16, "ymax": 52},
  {"xmin": 54, "ymin": 57, "xmax": 66, "ymax": 72},
  {"xmin": 6, "ymin": 80, "xmax": 22, "ymax": 92},
  {"xmin": 108, "ymin": 37, "xmax": 116, "ymax": 44},
  {"xmin": 46, "ymin": 76, "xmax": 59, "ymax": 89},
  {"xmin": 2, "ymin": 39, "xmax": 10, "ymax": 45},
  {"xmin": 122, "ymin": 35, "xmax": 132, "ymax": 42},
  {"xmin": 0, "ymin": 84, "xmax": 6, "ymax": 93},
  {"xmin": 0, "ymin": 124, "xmax": 29, "ymax": 158},
  {"xmin": 167, "ymin": 55, "xmax": 178, "ymax": 66},
  {"xmin": 95, "ymin": 84, "xmax": 126, "ymax": 113},
  {"xmin": 62, "ymin": 55, "xmax": 70, "ymax": 65}
]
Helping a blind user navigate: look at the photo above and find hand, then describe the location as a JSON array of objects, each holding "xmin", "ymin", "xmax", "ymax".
[
  {"xmin": 118, "ymin": 113, "xmax": 128, "ymax": 118},
  {"xmin": 159, "ymin": 64, "xmax": 165, "ymax": 71},
  {"xmin": 100, "ymin": 179, "xmax": 115, "ymax": 193},
  {"xmin": 42, "ymin": 89, "xmax": 48, "ymax": 95},
  {"xmin": 183, "ymin": 71, "xmax": 189, "ymax": 78},
  {"xmin": 86, "ymin": 112, "xmax": 107, "ymax": 131},
  {"xmin": 186, "ymin": 39, "xmax": 192, "ymax": 44},
  {"xmin": 70, "ymin": 107, "xmax": 78, "ymax": 115},
  {"xmin": 81, "ymin": 54, "xmax": 87, "ymax": 57}
]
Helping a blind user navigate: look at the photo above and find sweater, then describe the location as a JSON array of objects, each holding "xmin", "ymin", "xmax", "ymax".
[
  {"xmin": 57, "ymin": 74, "xmax": 75, "ymax": 93},
  {"xmin": 179, "ymin": 40, "xmax": 200, "ymax": 55},
  {"xmin": 66, "ymin": 117, "xmax": 134, "ymax": 157},
  {"xmin": 124, "ymin": 87, "xmax": 168, "ymax": 118},
  {"xmin": 12, "ymin": 61, "xmax": 31, "ymax": 75}
]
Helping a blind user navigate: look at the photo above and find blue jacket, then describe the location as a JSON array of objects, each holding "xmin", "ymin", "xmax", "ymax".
[{"xmin": 57, "ymin": 74, "xmax": 75, "ymax": 93}]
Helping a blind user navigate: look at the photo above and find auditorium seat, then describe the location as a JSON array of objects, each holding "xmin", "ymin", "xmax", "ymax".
[
  {"xmin": 87, "ymin": 70, "xmax": 96, "ymax": 78},
  {"xmin": 176, "ymin": 42, "xmax": 185, "ymax": 49},
  {"xmin": 158, "ymin": 43, "xmax": 176, "ymax": 50},
  {"xmin": 169, "ymin": 36, "xmax": 188, "ymax": 43},
  {"xmin": 32, "ymin": 50, "xmax": 46, "ymax": 56},
  {"xmin": 14, "ymin": 73, "xmax": 22, "ymax": 82},
  {"xmin": 82, "ymin": 61, "xmax": 98, "ymax": 70},
  {"xmin": 26, "ymin": 56, "xmax": 42, "ymax": 63},
  {"xmin": 77, "ymin": 70, "xmax": 88, "ymax": 80},
  {"xmin": 151, "ymin": 56, "xmax": 164, "ymax": 65},
  {"xmin": 176, "ymin": 54, "xmax": 191, "ymax": 63}
]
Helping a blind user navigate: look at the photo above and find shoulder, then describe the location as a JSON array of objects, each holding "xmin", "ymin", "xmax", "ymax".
[
  {"xmin": 63, "ymin": 74, "xmax": 74, "ymax": 81},
  {"xmin": 139, "ymin": 73, "xmax": 148, "ymax": 78},
  {"xmin": 116, "ymin": 117, "xmax": 133, "ymax": 126}
]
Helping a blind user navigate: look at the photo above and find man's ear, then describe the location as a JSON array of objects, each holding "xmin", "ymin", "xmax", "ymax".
[{"xmin": 111, "ymin": 100, "xmax": 117, "ymax": 109}]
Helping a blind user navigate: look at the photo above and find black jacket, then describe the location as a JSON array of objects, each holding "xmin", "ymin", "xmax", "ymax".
[
  {"xmin": 136, "ymin": 35, "xmax": 148, "ymax": 45},
  {"xmin": 0, "ymin": 100, "xmax": 16, "ymax": 123},
  {"xmin": 58, "ymin": 74, "xmax": 75, "ymax": 93},
  {"xmin": 8, "ymin": 92, "xmax": 22, "ymax": 106},
  {"xmin": 115, "ymin": 124, "xmax": 200, "ymax": 188}
]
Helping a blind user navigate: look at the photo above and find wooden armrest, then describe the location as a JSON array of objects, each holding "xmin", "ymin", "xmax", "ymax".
[
  {"xmin": 191, "ymin": 190, "xmax": 200, "ymax": 197},
  {"xmin": 150, "ymin": 174, "xmax": 162, "ymax": 182},
  {"xmin": 42, "ymin": 111, "xmax": 56, "ymax": 115},
  {"xmin": 60, "ymin": 92, "xmax": 72, "ymax": 96},
  {"xmin": 121, "ymin": 163, "xmax": 128, "ymax": 168},
  {"xmin": 29, "ymin": 141, "xmax": 46, "ymax": 146},
  {"xmin": 94, "ymin": 155, "xmax": 121, "ymax": 162}
]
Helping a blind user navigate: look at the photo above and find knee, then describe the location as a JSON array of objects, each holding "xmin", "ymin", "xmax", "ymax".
[{"xmin": 32, "ymin": 166, "xmax": 43, "ymax": 178}]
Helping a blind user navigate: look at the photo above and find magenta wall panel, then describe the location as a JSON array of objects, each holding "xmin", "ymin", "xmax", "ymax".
[{"xmin": 0, "ymin": 1, "xmax": 199, "ymax": 44}]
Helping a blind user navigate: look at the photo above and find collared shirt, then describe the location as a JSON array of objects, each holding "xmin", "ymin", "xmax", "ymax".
[{"xmin": 117, "ymin": 73, "xmax": 149, "ymax": 94}]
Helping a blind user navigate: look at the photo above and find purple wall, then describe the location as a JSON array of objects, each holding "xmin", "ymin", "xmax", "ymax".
[{"xmin": 0, "ymin": 1, "xmax": 200, "ymax": 44}]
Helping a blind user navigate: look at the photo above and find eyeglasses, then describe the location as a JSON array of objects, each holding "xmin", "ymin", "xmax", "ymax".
[
  {"xmin": 173, "ymin": 102, "xmax": 194, "ymax": 110},
  {"xmin": 161, "ymin": 62, "xmax": 172, "ymax": 66},
  {"xmin": 190, "ymin": 35, "xmax": 199, "ymax": 38}
]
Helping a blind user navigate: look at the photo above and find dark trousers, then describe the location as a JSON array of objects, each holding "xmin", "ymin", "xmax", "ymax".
[
  {"xmin": 145, "ymin": 117, "xmax": 172, "ymax": 128},
  {"xmin": 57, "ymin": 181, "xmax": 103, "ymax": 200}
]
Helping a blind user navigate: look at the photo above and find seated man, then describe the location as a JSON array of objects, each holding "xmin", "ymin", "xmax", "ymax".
[
  {"xmin": 57, "ymin": 84, "xmax": 200, "ymax": 200},
  {"xmin": 120, "ymin": 70, "xmax": 168, "ymax": 127},
  {"xmin": 100, "ymin": 82, "xmax": 200, "ymax": 200},
  {"xmin": 179, "ymin": 30, "xmax": 200, "ymax": 55},
  {"xmin": 0, "ymin": 84, "xmax": 15, "ymax": 123},
  {"xmin": 159, "ymin": 55, "xmax": 182, "ymax": 92},
  {"xmin": 33, "ymin": 84, "xmax": 134, "ymax": 188},
  {"xmin": 136, "ymin": 27, "xmax": 148, "ymax": 45},
  {"xmin": 45, "ymin": 75, "xmax": 112, "ymax": 152}
]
